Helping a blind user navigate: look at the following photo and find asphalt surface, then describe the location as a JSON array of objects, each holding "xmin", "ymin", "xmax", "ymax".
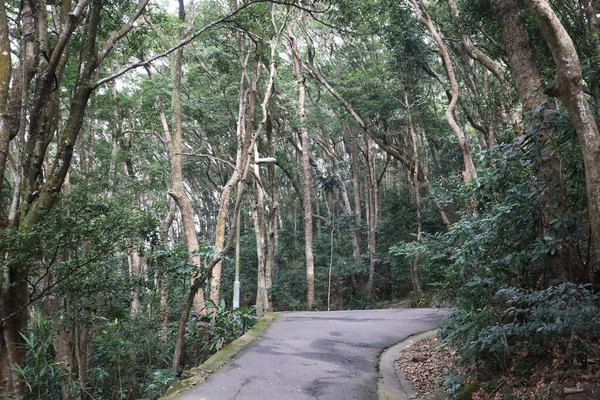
[{"xmin": 178, "ymin": 308, "xmax": 450, "ymax": 400}]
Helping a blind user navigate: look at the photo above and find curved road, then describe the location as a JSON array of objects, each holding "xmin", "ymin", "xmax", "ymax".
[{"xmin": 178, "ymin": 308, "xmax": 450, "ymax": 400}]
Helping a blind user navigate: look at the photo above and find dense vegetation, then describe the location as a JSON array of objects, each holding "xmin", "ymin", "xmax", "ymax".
[{"xmin": 1, "ymin": 0, "xmax": 600, "ymax": 398}]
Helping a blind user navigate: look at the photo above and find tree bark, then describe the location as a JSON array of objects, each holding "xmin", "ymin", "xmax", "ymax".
[
  {"xmin": 406, "ymin": 92, "xmax": 424, "ymax": 294},
  {"xmin": 524, "ymin": 0, "xmax": 600, "ymax": 261},
  {"xmin": 167, "ymin": 0, "xmax": 206, "ymax": 316},
  {"xmin": 265, "ymin": 114, "xmax": 277, "ymax": 313},
  {"xmin": 289, "ymin": 27, "xmax": 315, "ymax": 308},
  {"xmin": 343, "ymin": 129, "xmax": 362, "ymax": 262},
  {"xmin": 0, "ymin": 1, "xmax": 11, "ymax": 214},
  {"xmin": 490, "ymin": 0, "xmax": 548, "ymax": 114},
  {"xmin": 409, "ymin": 0, "xmax": 478, "ymax": 193},
  {"xmin": 364, "ymin": 135, "xmax": 378, "ymax": 296},
  {"xmin": 252, "ymin": 148, "xmax": 269, "ymax": 316},
  {"xmin": 160, "ymin": 200, "xmax": 176, "ymax": 341},
  {"xmin": 447, "ymin": 0, "xmax": 522, "ymax": 136}
]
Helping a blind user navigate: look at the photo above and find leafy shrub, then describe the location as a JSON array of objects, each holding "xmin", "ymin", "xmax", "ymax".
[
  {"xmin": 443, "ymin": 283, "xmax": 600, "ymax": 374},
  {"xmin": 197, "ymin": 302, "xmax": 258, "ymax": 352},
  {"xmin": 15, "ymin": 314, "xmax": 63, "ymax": 400}
]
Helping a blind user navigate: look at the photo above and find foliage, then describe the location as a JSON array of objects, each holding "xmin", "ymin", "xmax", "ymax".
[
  {"xmin": 197, "ymin": 302, "xmax": 258, "ymax": 353},
  {"xmin": 14, "ymin": 315, "xmax": 63, "ymax": 399},
  {"xmin": 4, "ymin": 0, "xmax": 600, "ymax": 398},
  {"xmin": 443, "ymin": 284, "xmax": 600, "ymax": 375}
]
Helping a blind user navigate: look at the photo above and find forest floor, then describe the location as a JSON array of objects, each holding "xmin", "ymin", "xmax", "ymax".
[{"xmin": 396, "ymin": 334, "xmax": 600, "ymax": 399}]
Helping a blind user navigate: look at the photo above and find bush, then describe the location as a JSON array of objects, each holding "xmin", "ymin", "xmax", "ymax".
[
  {"xmin": 443, "ymin": 283, "xmax": 600, "ymax": 374},
  {"xmin": 197, "ymin": 302, "xmax": 258, "ymax": 353}
]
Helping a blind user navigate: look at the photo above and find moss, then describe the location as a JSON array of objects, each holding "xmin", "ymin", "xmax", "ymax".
[
  {"xmin": 159, "ymin": 313, "xmax": 277, "ymax": 399},
  {"xmin": 458, "ymin": 382, "xmax": 480, "ymax": 399}
]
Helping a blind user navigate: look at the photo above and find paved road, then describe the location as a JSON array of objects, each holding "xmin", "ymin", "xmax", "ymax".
[{"xmin": 179, "ymin": 308, "xmax": 450, "ymax": 400}]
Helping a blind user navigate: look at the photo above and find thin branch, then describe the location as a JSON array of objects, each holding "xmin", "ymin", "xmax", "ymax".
[
  {"xmin": 96, "ymin": 0, "xmax": 151, "ymax": 65},
  {"xmin": 178, "ymin": 152, "xmax": 236, "ymax": 169},
  {"xmin": 93, "ymin": 1, "xmax": 264, "ymax": 88},
  {"xmin": 93, "ymin": 0, "xmax": 304, "ymax": 89},
  {"xmin": 377, "ymin": 154, "xmax": 391, "ymax": 186}
]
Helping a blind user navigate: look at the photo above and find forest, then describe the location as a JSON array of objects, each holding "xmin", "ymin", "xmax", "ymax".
[{"xmin": 1, "ymin": 0, "xmax": 600, "ymax": 398}]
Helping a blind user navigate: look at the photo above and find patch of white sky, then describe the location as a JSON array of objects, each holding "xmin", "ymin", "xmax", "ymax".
[{"xmin": 156, "ymin": 0, "xmax": 179, "ymax": 15}]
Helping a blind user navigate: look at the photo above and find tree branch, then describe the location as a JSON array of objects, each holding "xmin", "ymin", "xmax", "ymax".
[{"xmin": 96, "ymin": 0, "xmax": 151, "ymax": 66}]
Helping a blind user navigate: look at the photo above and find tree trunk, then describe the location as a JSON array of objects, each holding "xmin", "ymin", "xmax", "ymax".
[
  {"xmin": 409, "ymin": 0, "xmax": 477, "ymax": 185},
  {"xmin": 406, "ymin": 92, "xmax": 424, "ymax": 294},
  {"xmin": 490, "ymin": 0, "xmax": 548, "ymax": 114},
  {"xmin": 129, "ymin": 252, "xmax": 142, "ymax": 318},
  {"xmin": 447, "ymin": 0, "xmax": 522, "ymax": 136},
  {"xmin": 491, "ymin": 0, "xmax": 575, "ymax": 282},
  {"xmin": 208, "ymin": 57, "xmax": 248, "ymax": 310},
  {"xmin": 582, "ymin": 0, "xmax": 600, "ymax": 117},
  {"xmin": 252, "ymin": 156, "xmax": 269, "ymax": 316},
  {"xmin": 265, "ymin": 114, "xmax": 277, "ymax": 313},
  {"xmin": 167, "ymin": 0, "xmax": 206, "ymax": 316},
  {"xmin": 343, "ymin": 129, "xmax": 363, "ymax": 263},
  {"xmin": 289, "ymin": 27, "xmax": 315, "ymax": 308},
  {"xmin": 524, "ymin": 0, "xmax": 600, "ymax": 262},
  {"xmin": 364, "ymin": 135, "xmax": 378, "ymax": 296}
]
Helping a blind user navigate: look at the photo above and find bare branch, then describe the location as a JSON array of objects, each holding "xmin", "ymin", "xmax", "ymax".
[{"xmin": 178, "ymin": 152, "xmax": 236, "ymax": 169}]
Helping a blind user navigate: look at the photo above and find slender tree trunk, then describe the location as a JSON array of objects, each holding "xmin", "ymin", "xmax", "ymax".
[
  {"xmin": 446, "ymin": 0, "xmax": 522, "ymax": 136},
  {"xmin": 167, "ymin": 0, "xmax": 206, "ymax": 316},
  {"xmin": 364, "ymin": 135, "xmax": 378, "ymax": 296},
  {"xmin": 75, "ymin": 316, "xmax": 90, "ymax": 399},
  {"xmin": 582, "ymin": 0, "xmax": 600, "ymax": 117},
  {"xmin": 252, "ymin": 154, "xmax": 269, "ymax": 316},
  {"xmin": 0, "ymin": 1, "xmax": 11, "ymax": 207},
  {"xmin": 327, "ymin": 195, "xmax": 334, "ymax": 311},
  {"xmin": 410, "ymin": 0, "xmax": 477, "ymax": 184},
  {"xmin": 342, "ymin": 129, "xmax": 363, "ymax": 290},
  {"xmin": 172, "ymin": 4, "xmax": 283, "ymax": 370},
  {"xmin": 406, "ymin": 92, "xmax": 424, "ymax": 294},
  {"xmin": 0, "ymin": 4, "xmax": 12, "ymax": 390},
  {"xmin": 265, "ymin": 115, "xmax": 277, "ymax": 312},
  {"xmin": 160, "ymin": 200, "xmax": 176, "ymax": 341},
  {"xmin": 289, "ymin": 27, "xmax": 315, "ymax": 308},
  {"xmin": 208, "ymin": 59, "xmax": 247, "ymax": 310},
  {"xmin": 410, "ymin": 0, "xmax": 478, "ymax": 216},
  {"xmin": 129, "ymin": 252, "xmax": 142, "ymax": 318}
]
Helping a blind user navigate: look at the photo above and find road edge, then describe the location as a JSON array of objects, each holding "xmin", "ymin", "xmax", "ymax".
[
  {"xmin": 159, "ymin": 312, "xmax": 277, "ymax": 399},
  {"xmin": 378, "ymin": 328, "xmax": 439, "ymax": 400}
]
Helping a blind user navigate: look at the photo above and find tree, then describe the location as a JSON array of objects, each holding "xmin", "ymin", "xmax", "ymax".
[
  {"xmin": 524, "ymin": 0, "xmax": 600, "ymax": 262},
  {"xmin": 0, "ymin": 1, "xmax": 150, "ymax": 395},
  {"xmin": 289, "ymin": 21, "xmax": 315, "ymax": 308}
]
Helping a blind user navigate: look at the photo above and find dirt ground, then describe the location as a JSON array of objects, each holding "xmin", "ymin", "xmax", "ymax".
[{"xmin": 395, "ymin": 335, "xmax": 600, "ymax": 399}]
